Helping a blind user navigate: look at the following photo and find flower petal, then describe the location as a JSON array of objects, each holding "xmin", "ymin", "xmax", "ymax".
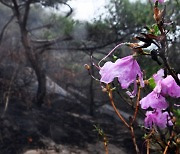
[
  {"xmin": 116, "ymin": 56, "xmax": 143, "ymax": 89},
  {"xmin": 153, "ymin": 69, "xmax": 180, "ymax": 98},
  {"xmin": 153, "ymin": 69, "xmax": 164, "ymax": 83},
  {"xmin": 99, "ymin": 55, "xmax": 144, "ymax": 98},
  {"xmin": 126, "ymin": 81, "xmax": 137, "ymax": 98},
  {"xmin": 140, "ymin": 91, "xmax": 168, "ymax": 109},
  {"xmin": 161, "ymin": 75, "xmax": 180, "ymax": 98},
  {"xmin": 100, "ymin": 55, "xmax": 144, "ymax": 90},
  {"xmin": 99, "ymin": 61, "xmax": 116, "ymax": 83},
  {"xmin": 145, "ymin": 109, "xmax": 173, "ymax": 129}
]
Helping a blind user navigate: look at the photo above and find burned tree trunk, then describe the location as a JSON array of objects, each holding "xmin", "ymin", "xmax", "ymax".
[
  {"xmin": 12, "ymin": 0, "xmax": 46, "ymax": 107},
  {"xmin": 21, "ymin": 30, "xmax": 46, "ymax": 107},
  {"xmin": 34, "ymin": 64, "xmax": 46, "ymax": 107},
  {"xmin": 89, "ymin": 51, "xmax": 95, "ymax": 116}
]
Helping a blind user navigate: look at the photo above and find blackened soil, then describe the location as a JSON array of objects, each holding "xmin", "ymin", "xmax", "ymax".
[{"xmin": 0, "ymin": 97, "xmax": 144, "ymax": 154}]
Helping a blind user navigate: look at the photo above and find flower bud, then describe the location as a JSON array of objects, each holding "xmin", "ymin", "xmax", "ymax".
[{"xmin": 84, "ymin": 64, "xmax": 90, "ymax": 70}]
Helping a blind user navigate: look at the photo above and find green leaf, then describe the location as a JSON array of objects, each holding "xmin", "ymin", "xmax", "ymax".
[
  {"xmin": 173, "ymin": 109, "xmax": 180, "ymax": 126},
  {"xmin": 152, "ymin": 24, "xmax": 161, "ymax": 36},
  {"xmin": 148, "ymin": 77, "xmax": 156, "ymax": 89},
  {"xmin": 112, "ymin": 55, "xmax": 118, "ymax": 62}
]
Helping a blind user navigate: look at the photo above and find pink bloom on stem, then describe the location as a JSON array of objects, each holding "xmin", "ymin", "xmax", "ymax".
[
  {"xmin": 145, "ymin": 109, "xmax": 173, "ymax": 129},
  {"xmin": 140, "ymin": 91, "xmax": 168, "ymax": 110},
  {"xmin": 152, "ymin": 0, "xmax": 164, "ymax": 3},
  {"xmin": 153, "ymin": 69, "xmax": 180, "ymax": 98},
  {"xmin": 99, "ymin": 55, "xmax": 144, "ymax": 90},
  {"xmin": 153, "ymin": 69, "xmax": 164, "ymax": 83},
  {"xmin": 160, "ymin": 75, "xmax": 180, "ymax": 98}
]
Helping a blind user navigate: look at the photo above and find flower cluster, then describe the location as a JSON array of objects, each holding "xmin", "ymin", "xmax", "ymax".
[
  {"xmin": 91, "ymin": 0, "xmax": 180, "ymax": 153},
  {"xmin": 145, "ymin": 109, "xmax": 173, "ymax": 129},
  {"xmin": 99, "ymin": 54, "xmax": 179, "ymax": 129},
  {"xmin": 140, "ymin": 69, "xmax": 180, "ymax": 128},
  {"xmin": 97, "ymin": 0, "xmax": 180, "ymax": 130}
]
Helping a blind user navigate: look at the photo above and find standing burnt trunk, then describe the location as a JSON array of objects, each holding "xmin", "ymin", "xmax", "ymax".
[
  {"xmin": 12, "ymin": 0, "xmax": 46, "ymax": 107},
  {"xmin": 34, "ymin": 64, "xmax": 46, "ymax": 107}
]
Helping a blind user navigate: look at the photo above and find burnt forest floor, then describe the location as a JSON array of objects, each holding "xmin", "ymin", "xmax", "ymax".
[{"xmin": 0, "ymin": 96, "xmax": 145, "ymax": 154}]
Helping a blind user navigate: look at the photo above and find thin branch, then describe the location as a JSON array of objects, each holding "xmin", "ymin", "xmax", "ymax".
[
  {"xmin": 0, "ymin": 15, "xmax": 14, "ymax": 45},
  {"xmin": 103, "ymin": 135, "xmax": 109, "ymax": 154},
  {"xmin": 130, "ymin": 86, "xmax": 141, "ymax": 125},
  {"xmin": 32, "ymin": 28, "xmax": 137, "ymax": 53},
  {"xmin": 34, "ymin": 36, "xmax": 128, "ymax": 55},
  {"xmin": 146, "ymin": 139, "xmax": 150, "ymax": 154},
  {"xmin": 60, "ymin": 2, "xmax": 73, "ymax": 17},
  {"xmin": 1, "ymin": 66, "xmax": 18, "ymax": 118},
  {"xmin": 12, "ymin": 0, "xmax": 20, "ymax": 20},
  {"xmin": 0, "ymin": 0, "xmax": 13, "ymax": 8},
  {"xmin": 130, "ymin": 126, "xmax": 140, "ymax": 154},
  {"xmin": 160, "ymin": 54, "xmax": 180, "ymax": 86},
  {"xmin": 163, "ymin": 131, "xmax": 175, "ymax": 154},
  {"xmin": 145, "ymin": 129, "xmax": 155, "ymax": 154},
  {"xmin": 32, "ymin": 35, "xmax": 72, "ymax": 45},
  {"xmin": 22, "ymin": 0, "xmax": 32, "ymax": 28},
  {"xmin": 106, "ymin": 84, "xmax": 140, "ymax": 154},
  {"xmin": 29, "ymin": 23, "xmax": 53, "ymax": 31},
  {"xmin": 106, "ymin": 84, "xmax": 130, "ymax": 128}
]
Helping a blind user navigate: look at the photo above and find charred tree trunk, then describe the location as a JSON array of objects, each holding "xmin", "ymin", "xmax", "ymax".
[
  {"xmin": 34, "ymin": 64, "xmax": 46, "ymax": 107},
  {"xmin": 21, "ymin": 30, "xmax": 46, "ymax": 107},
  {"xmin": 11, "ymin": 0, "xmax": 46, "ymax": 107},
  {"xmin": 89, "ymin": 71, "xmax": 94, "ymax": 116},
  {"xmin": 89, "ymin": 51, "xmax": 94, "ymax": 116}
]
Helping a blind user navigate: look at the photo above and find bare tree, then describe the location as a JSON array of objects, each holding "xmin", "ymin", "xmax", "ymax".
[{"xmin": 0, "ymin": 0, "xmax": 72, "ymax": 107}]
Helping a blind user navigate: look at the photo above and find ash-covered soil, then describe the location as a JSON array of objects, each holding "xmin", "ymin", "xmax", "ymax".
[{"xmin": 0, "ymin": 96, "xmax": 143, "ymax": 154}]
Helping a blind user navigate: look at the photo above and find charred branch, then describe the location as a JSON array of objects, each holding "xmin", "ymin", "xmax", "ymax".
[{"xmin": 0, "ymin": 15, "xmax": 14, "ymax": 45}]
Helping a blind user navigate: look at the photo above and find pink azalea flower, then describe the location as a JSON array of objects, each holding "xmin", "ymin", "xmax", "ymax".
[
  {"xmin": 145, "ymin": 109, "xmax": 173, "ymax": 128},
  {"xmin": 152, "ymin": 0, "xmax": 164, "ymax": 3},
  {"xmin": 153, "ymin": 70, "xmax": 180, "ymax": 98},
  {"xmin": 153, "ymin": 69, "xmax": 164, "ymax": 83},
  {"xmin": 99, "ymin": 55, "xmax": 144, "ymax": 90},
  {"xmin": 140, "ymin": 91, "xmax": 168, "ymax": 109},
  {"xmin": 160, "ymin": 75, "xmax": 180, "ymax": 97}
]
